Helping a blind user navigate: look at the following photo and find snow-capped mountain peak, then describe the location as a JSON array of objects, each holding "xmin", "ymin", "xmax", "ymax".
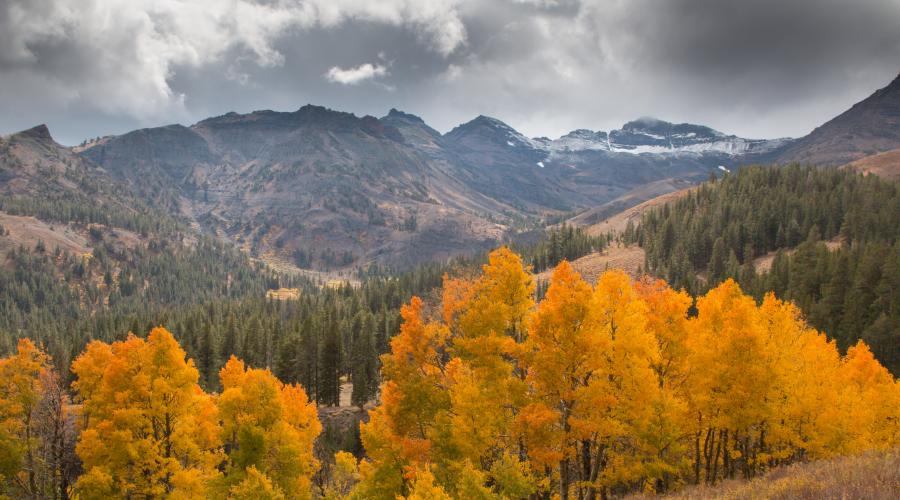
[
  {"xmin": 539, "ymin": 118, "xmax": 787, "ymax": 156},
  {"xmin": 443, "ymin": 114, "xmax": 790, "ymax": 170}
]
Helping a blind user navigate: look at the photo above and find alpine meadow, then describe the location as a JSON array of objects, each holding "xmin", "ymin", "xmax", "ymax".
[{"xmin": 1, "ymin": 1, "xmax": 899, "ymax": 499}]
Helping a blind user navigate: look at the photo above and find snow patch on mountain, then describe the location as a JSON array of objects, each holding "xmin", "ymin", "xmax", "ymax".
[
  {"xmin": 533, "ymin": 119, "xmax": 790, "ymax": 156},
  {"xmin": 443, "ymin": 113, "xmax": 791, "ymax": 162}
]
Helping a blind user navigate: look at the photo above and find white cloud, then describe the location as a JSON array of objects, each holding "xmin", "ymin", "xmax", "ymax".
[
  {"xmin": 441, "ymin": 64, "xmax": 464, "ymax": 82},
  {"xmin": 0, "ymin": 0, "xmax": 467, "ymax": 122},
  {"xmin": 325, "ymin": 63, "xmax": 389, "ymax": 85}
]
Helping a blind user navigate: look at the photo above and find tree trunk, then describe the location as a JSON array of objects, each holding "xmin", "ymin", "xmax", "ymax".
[
  {"xmin": 703, "ymin": 427, "xmax": 715, "ymax": 484},
  {"xmin": 25, "ymin": 414, "xmax": 37, "ymax": 498},
  {"xmin": 711, "ymin": 429, "xmax": 724, "ymax": 484},
  {"xmin": 693, "ymin": 412, "xmax": 703, "ymax": 484},
  {"xmin": 694, "ymin": 429, "xmax": 702, "ymax": 484},
  {"xmin": 585, "ymin": 443, "xmax": 605, "ymax": 500},
  {"xmin": 722, "ymin": 429, "xmax": 731, "ymax": 479},
  {"xmin": 580, "ymin": 439, "xmax": 592, "ymax": 499}
]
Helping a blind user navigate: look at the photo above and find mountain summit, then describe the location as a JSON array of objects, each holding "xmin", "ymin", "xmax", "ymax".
[{"xmin": 773, "ymin": 72, "xmax": 900, "ymax": 166}]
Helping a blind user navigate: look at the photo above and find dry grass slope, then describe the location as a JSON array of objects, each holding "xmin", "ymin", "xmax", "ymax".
[
  {"xmin": 580, "ymin": 186, "xmax": 696, "ymax": 237},
  {"xmin": 841, "ymin": 148, "xmax": 900, "ymax": 182},
  {"xmin": 534, "ymin": 243, "xmax": 646, "ymax": 284},
  {"xmin": 265, "ymin": 287, "xmax": 301, "ymax": 300},
  {"xmin": 633, "ymin": 449, "xmax": 899, "ymax": 500},
  {"xmin": 0, "ymin": 212, "xmax": 91, "ymax": 257},
  {"xmin": 752, "ymin": 235, "xmax": 845, "ymax": 272}
]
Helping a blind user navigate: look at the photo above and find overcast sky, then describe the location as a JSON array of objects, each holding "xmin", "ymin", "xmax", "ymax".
[{"xmin": 2, "ymin": 0, "xmax": 899, "ymax": 145}]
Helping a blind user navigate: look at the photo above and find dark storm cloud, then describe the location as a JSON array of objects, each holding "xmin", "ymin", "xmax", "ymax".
[
  {"xmin": 591, "ymin": 0, "xmax": 900, "ymax": 107},
  {"xmin": 1, "ymin": 0, "xmax": 898, "ymax": 145}
]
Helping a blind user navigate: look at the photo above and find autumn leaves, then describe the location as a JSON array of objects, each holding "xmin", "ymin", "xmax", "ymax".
[
  {"xmin": 0, "ymin": 247, "xmax": 897, "ymax": 499},
  {"xmin": 2, "ymin": 328, "xmax": 322, "ymax": 499},
  {"xmin": 354, "ymin": 248, "xmax": 899, "ymax": 498}
]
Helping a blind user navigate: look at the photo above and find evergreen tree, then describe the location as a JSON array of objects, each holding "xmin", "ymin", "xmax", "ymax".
[{"xmin": 319, "ymin": 314, "xmax": 343, "ymax": 407}]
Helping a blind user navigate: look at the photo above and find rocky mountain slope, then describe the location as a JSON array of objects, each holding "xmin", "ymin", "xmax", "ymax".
[
  {"xmin": 6, "ymin": 73, "xmax": 898, "ymax": 271},
  {"xmin": 0, "ymin": 124, "xmax": 162, "ymax": 231},
  {"xmin": 80, "ymin": 107, "xmax": 771, "ymax": 269},
  {"xmin": 80, "ymin": 106, "xmax": 510, "ymax": 270},
  {"xmin": 772, "ymin": 73, "xmax": 900, "ymax": 166},
  {"xmin": 0, "ymin": 125, "xmax": 278, "ymax": 319}
]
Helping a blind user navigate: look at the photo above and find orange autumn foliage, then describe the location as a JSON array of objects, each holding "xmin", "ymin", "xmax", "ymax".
[
  {"xmin": 217, "ymin": 356, "xmax": 321, "ymax": 499},
  {"xmin": 354, "ymin": 249, "xmax": 900, "ymax": 499},
  {"xmin": 72, "ymin": 328, "xmax": 223, "ymax": 499},
  {"xmin": 69, "ymin": 327, "xmax": 321, "ymax": 500},
  {"xmin": 1, "ymin": 248, "xmax": 894, "ymax": 499}
]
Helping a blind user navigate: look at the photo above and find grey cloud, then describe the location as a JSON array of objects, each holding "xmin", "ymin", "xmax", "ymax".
[{"xmin": 1, "ymin": 0, "xmax": 898, "ymax": 145}]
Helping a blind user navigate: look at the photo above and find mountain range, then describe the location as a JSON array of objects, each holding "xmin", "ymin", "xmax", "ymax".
[{"xmin": 3, "ymin": 73, "xmax": 899, "ymax": 271}]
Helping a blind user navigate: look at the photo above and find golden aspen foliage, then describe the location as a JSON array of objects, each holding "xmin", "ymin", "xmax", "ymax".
[
  {"xmin": 454, "ymin": 247, "xmax": 534, "ymax": 372},
  {"xmin": 355, "ymin": 296, "xmax": 449, "ymax": 497},
  {"xmin": 581, "ymin": 270, "xmax": 668, "ymax": 494},
  {"xmin": 356, "ymin": 249, "xmax": 898, "ymax": 499},
  {"xmin": 216, "ymin": 356, "xmax": 321, "ymax": 500},
  {"xmin": 633, "ymin": 277, "xmax": 694, "ymax": 489},
  {"xmin": 0, "ymin": 339, "xmax": 75, "ymax": 498},
  {"xmin": 634, "ymin": 277, "xmax": 693, "ymax": 388},
  {"xmin": 402, "ymin": 468, "xmax": 452, "ymax": 500},
  {"xmin": 355, "ymin": 409, "xmax": 410, "ymax": 498},
  {"xmin": 686, "ymin": 280, "xmax": 778, "ymax": 482},
  {"xmin": 519, "ymin": 261, "xmax": 594, "ymax": 496},
  {"xmin": 755, "ymin": 294, "xmax": 842, "ymax": 461},
  {"xmin": 838, "ymin": 342, "xmax": 900, "ymax": 453},
  {"xmin": 71, "ymin": 327, "xmax": 223, "ymax": 499},
  {"xmin": 227, "ymin": 465, "xmax": 286, "ymax": 500},
  {"xmin": 378, "ymin": 297, "xmax": 448, "ymax": 445},
  {"xmin": 0, "ymin": 339, "xmax": 48, "ymax": 488},
  {"xmin": 446, "ymin": 248, "xmax": 533, "ymax": 471},
  {"xmin": 440, "ymin": 274, "xmax": 475, "ymax": 329},
  {"xmin": 322, "ymin": 451, "xmax": 360, "ymax": 499}
]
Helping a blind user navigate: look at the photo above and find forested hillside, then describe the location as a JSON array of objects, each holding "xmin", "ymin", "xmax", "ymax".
[
  {"xmin": 0, "ymin": 234, "xmax": 280, "ymax": 371},
  {"xmin": 517, "ymin": 223, "xmax": 609, "ymax": 273},
  {"xmin": 0, "ymin": 170, "xmax": 607, "ymax": 396},
  {"xmin": 0, "ymin": 225, "xmax": 461, "ymax": 401},
  {"xmin": 626, "ymin": 165, "xmax": 899, "ymax": 373},
  {"xmin": 0, "ymin": 124, "xmax": 297, "ymax": 376},
  {"xmin": 3, "ymin": 248, "xmax": 895, "ymax": 499}
]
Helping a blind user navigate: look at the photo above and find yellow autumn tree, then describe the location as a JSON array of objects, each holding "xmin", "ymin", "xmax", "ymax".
[
  {"xmin": 837, "ymin": 342, "xmax": 900, "ymax": 453},
  {"xmin": 0, "ymin": 339, "xmax": 48, "ymax": 496},
  {"xmin": 0, "ymin": 339, "xmax": 76, "ymax": 498},
  {"xmin": 634, "ymin": 277, "xmax": 692, "ymax": 389},
  {"xmin": 72, "ymin": 327, "xmax": 223, "ymax": 499},
  {"xmin": 227, "ymin": 466, "xmax": 286, "ymax": 500},
  {"xmin": 755, "ymin": 293, "xmax": 843, "ymax": 462},
  {"xmin": 355, "ymin": 296, "xmax": 449, "ymax": 498},
  {"xmin": 216, "ymin": 356, "xmax": 321, "ymax": 499},
  {"xmin": 633, "ymin": 277, "xmax": 693, "ymax": 491},
  {"xmin": 447, "ymin": 248, "xmax": 534, "ymax": 477},
  {"xmin": 518, "ymin": 261, "xmax": 595, "ymax": 499},
  {"xmin": 403, "ymin": 468, "xmax": 452, "ymax": 500},
  {"xmin": 578, "ymin": 270, "xmax": 667, "ymax": 495},
  {"xmin": 685, "ymin": 280, "xmax": 777, "ymax": 484},
  {"xmin": 322, "ymin": 451, "xmax": 360, "ymax": 499}
]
